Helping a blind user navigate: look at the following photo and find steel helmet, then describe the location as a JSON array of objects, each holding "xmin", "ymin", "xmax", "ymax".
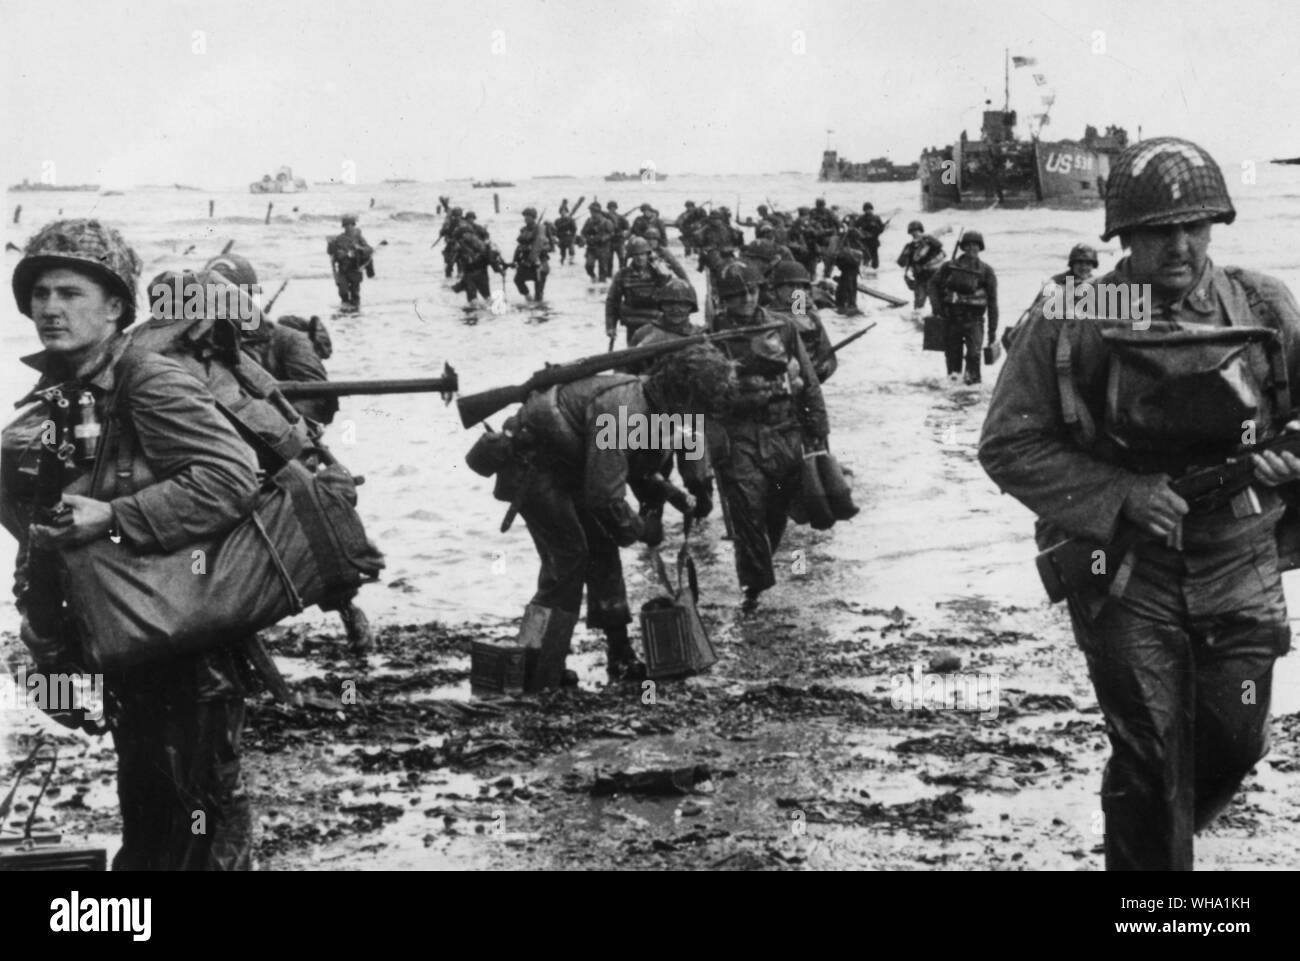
[
  {"xmin": 769, "ymin": 260, "xmax": 812, "ymax": 288},
  {"xmin": 1101, "ymin": 137, "xmax": 1235, "ymax": 241},
  {"xmin": 685, "ymin": 200, "xmax": 696, "ymax": 208},
  {"xmin": 959, "ymin": 230, "xmax": 985, "ymax": 251},
  {"xmin": 862, "ymin": 202, "xmax": 874, "ymax": 212},
  {"xmin": 626, "ymin": 237, "xmax": 652, "ymax": 256},
  {"xmin": 13, "ymin": 219, "xmax": 142, "ymax": 327},
  {"xmin": 815, "ymin": 198, "xmax": 827, "ymax": 207},
  {"xmin": 1067, "ymin": 242, "xmax": 1100, "ymax": 267},
  {"xmin": 341, "ymin": 214, "xmax": 358, "ymax": 226},
  {"xmin": 640, "ymin": 203, "xmax": 652, "ymax": 212},
  {"xmin": 756, "ymin": 223, "xmax": 775, "ymax": 238},
  {"xmin": 522, "ymin": 206, "xmax": 538, "ymax": 218},
  {"xmin": 656, "ymin": 278, "xmax": 698, "ymax": 310},
  {"xmin": 717, "ymin": 262, "xmax": 763, "ymax": 297},
  {"xmin": 465, "ymin": 211, "xmax": 477, "ymax": 220},
  {"xmin": 907, "ymin": 220, "xmax": 924, "ymax": 233},
  {"xmin": 607, "ymin": 201, "xmax": 618, "ymax": 210},
  {"xmin": 797, "ymin": 206, "xmax": 811, "ymax": 215},
  {"xmin": 644, "ymin": 227, "xmax": 662, "ymax": 241},
  {"xmin": 205, "ymin": 251, "xmax": 259, "ymax": 288},
  {"xmin": 451, "ymin": 206, "xmax": 463, "ymax": 216},
  {"xmin": 589, "ymin": 202, "xmax": 601, "ymax": 212}
]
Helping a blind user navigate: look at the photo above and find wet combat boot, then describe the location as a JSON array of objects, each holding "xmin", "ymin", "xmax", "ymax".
[
  {"xmin": 518, "ymin": 603, "xmax": 578, "ymax": 692},
  {"xmin": 605, "ymin": 624, "xmax": 646, "ymax": 684}
]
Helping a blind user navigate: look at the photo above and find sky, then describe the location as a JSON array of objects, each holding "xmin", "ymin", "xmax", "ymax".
[{"xmin": 4, "ymin": 0, "xmax": 1300, "ymax": 187}]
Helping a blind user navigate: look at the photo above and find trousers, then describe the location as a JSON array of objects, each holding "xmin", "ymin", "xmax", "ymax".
[
  {"xmin": 109, "ymin": 647, "xmax": 252, "ymax": 871},
  {"xmin": 1068, "ymin": 532, "xmax": 1289, "ymax": 870},
  {"xmin": 943, "ymin": 308, "xmax": 985, "ymax": 383},
  {"xmin": 518, "ymin": 469, "xmax": 631, "ymax": 631},
  {"xmin": 711, "ymin": 418, "xmax": 804, "ymax": 593}
]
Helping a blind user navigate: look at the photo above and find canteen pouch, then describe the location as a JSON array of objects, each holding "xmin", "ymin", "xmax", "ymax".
[
  {"xmin": 59, "ymin": 459, "xmax": 385, "ymax": 673},
  {"xmin": 1100, "ymin": 325, "xmax": 1288, "ymax": 463}
]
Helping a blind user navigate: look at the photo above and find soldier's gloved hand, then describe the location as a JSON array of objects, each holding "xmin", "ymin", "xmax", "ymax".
[{"xmin": 1121, "ymin": 473, "xmax": 1189, "ymax": 538}]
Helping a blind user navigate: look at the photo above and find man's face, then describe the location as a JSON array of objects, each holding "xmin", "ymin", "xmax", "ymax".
[
  {"xmin": 1069, "ymin": 261, "xmax": 1095, "ymax": 282},
  {"xmin": 662, "ymin": 304, "xmax": 692, "ymax": 324},
  {"xmin": 632, "ymin": 252, "xmax": 649, "ymax": 270},
  {"xmin": 961, "ymin": 242, "xmax": 980, "ymax": 258},
  {"xmin": 909, "ymin": 229, "xmax": 922, "ymax": 241},
  {"xmin": 773, "ymin": 284, "xmax": 797, "ymax": 309},
  {"xmin": 1125, "ymin": 221, "xmax": 1211, "ymax": 296},
  {"xmin": 724, "ymin": 285, "xmax": 760, "ymax": 319},
  {"xmin": 29, "ymin": 267, "xmax": 122, "ymax": 360}
]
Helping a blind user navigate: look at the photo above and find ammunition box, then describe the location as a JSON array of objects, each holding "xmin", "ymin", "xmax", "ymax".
[
  {"xmin": 0, "ymin": 836, "xmax": 107, "ymax": 871},
  {"xmin": 640, "ymin": 598, "xmax": 696, "ymax": 680},
  {"xmin": 470, "ymin": 641, "xmax": 526, "ymax": 696}
]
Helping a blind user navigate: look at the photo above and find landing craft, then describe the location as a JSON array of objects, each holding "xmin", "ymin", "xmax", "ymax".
[{"xmin": 919, "ymin": 52, "xmax": 1128, "ymax": 211}]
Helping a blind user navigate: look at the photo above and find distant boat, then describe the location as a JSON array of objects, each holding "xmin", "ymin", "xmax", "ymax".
[
  {"xmin": 384, "ymin": 178, "xmax": 417, "ymax": 184},
  {"xmin": 605, "ymin": 167, "xmax": 668, "ymax": 182},
  {"xmin": 8, "ymin": 179, "xmax": 99, "ymax": 192},
  {"xmin": 1270, "ymin": 157, "xmax": 1300, "ymax": 165},
  {"xmin": 173, "ymin": 183, "xmax": 202, "ymax": 191},
  {"xmin": 819, "ymin": 151, "xmax": 918, "ymax": 182},
  {"xmin": 101, "ymin": 190, "xmax": 125, "ymax": 196},
  {"xmin": 250, "ymin": 166, "xmax": 308, "ymax": 194},
  {"xmin": 472, "ymin": 179, "xmax": 514, "ymax": 188}
]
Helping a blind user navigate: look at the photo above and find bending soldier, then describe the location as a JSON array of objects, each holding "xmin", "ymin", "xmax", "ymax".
[{"xmin": 500, "ymin": 345, "xmax": 736, "ymax": 685}]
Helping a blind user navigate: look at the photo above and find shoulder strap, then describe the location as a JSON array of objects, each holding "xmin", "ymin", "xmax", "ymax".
[
  {"xmin": 1055, "ymin": 325, "xmax": 1097, "ymax": 447},
  {"xmin": 1223, "ymin": 266, "xmax": 1292, "ymax": 417}
]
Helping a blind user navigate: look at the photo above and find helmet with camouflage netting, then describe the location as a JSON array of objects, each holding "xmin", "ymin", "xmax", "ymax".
[{"xmin": 13, "ymin": 219, "xmax": 142, "ymax": 328}]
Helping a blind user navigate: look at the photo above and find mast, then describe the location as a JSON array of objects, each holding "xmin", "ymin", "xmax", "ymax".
[{"xmin": 1004, "ymin": 48, "xmax": 1010, "ymax": 112}]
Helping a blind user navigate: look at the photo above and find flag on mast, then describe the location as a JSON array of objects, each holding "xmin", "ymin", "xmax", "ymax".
[{"xmin": 1012, "ymin": 55, "xmax": 1037, "ymax": 67}]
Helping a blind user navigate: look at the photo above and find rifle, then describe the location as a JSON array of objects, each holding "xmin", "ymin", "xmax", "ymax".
[
  {"xmin": 458, "ymin": 323, "xmax": 783, "ymax": 428},
  {"xmin": 1035, "ymin": 431, "xmax": 1300, "ymax": 603},
  {"xmin": 829, "ymin": 323, "xmax": 877, "ymax": 354},
  {"xmin": 856, "ymin": 284, "xmax": 908, "ymax": 307},
  {"xmin": 262, "ymin": 279, "xmax": 289, "ymax": 315},
  {"xmin": 275, "ymin": 365, "xmax": 458, "ymax": 404}
]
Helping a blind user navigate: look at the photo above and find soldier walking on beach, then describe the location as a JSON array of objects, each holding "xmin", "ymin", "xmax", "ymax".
[
  {"xmin": 326, "ymin": 214, "xmax": 373, "ymax": 308},
  {"xmin": 980, "ymin": 137, "xmax": 1300, "ymax": 871},
  {"xmin": 929, "ymin": 230, "xmax": 998, "ymax": 384}
]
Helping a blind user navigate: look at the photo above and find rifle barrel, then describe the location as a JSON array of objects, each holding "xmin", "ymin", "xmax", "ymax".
[
  {"xmin": 830, "ymin": 323, "xmax": 877, "ymax": 354},
  {"xmin": 276, "ymin": 374, "xmax": 458, "ymax": 398}
]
